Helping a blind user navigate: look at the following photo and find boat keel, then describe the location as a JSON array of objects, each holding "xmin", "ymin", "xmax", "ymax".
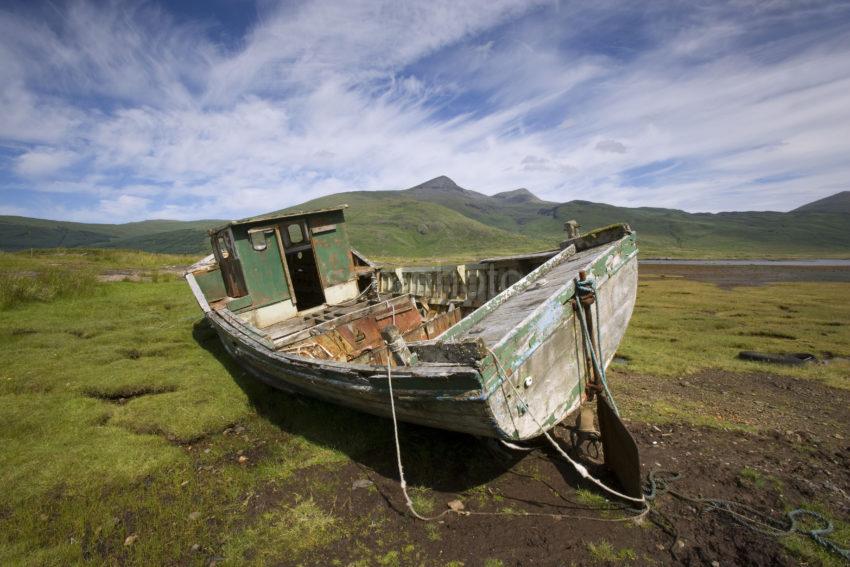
[{"xmin": 596, "ymin": 395, "xmax": 643, "ymax": 500}]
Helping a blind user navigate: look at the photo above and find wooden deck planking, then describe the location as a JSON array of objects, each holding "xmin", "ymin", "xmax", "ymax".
[{"xmin": 459, "ymin": 247, "xmax": 603, "ymax": 346}]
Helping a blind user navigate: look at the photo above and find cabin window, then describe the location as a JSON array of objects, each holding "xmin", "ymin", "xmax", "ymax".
[
  {"xmin": 217, "ymin": 236, "xmax": 229, "ymax": 259},
  {"xmin": 248, "ymin": 228, "xmax": 272, "ymax": 251},
  {"xmin": 287, "ymin": 223, "xmax": 304, "ymax": 245}
]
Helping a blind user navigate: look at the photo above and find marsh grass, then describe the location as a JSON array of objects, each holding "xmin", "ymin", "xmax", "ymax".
[
  {"xmin": 616, "ymin": 278, "xmax": 850, "ymax": 390},
  {"xmin": 0, "ymin": 248, "xmax": 194, "ymax": 272},
  {"xmin": 0, "ymin": 248, "xmax": 193, "ymax": 310},
  {"xmin": 222, "ymin": 499, "xmax": 339, "ymax": 565},
  {"xmin": 586, "ymin": 539, "xmax": 637, "ymax": 562},
  {"xmin": 0, "ymin": 273, "xmax": 357, "ymax": 564},
  {"xmin": 0, "ymin": 267, "xmax": 99, "ymax": 309}
]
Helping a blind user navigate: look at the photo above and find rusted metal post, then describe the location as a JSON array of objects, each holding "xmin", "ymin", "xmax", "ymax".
[
  {"xmin": 564, "ymin": 220, "xmax": 580, "ymax": 239},
  {"xmin": 381, "ymin": 325, "xmax": 415, "ymax": 366}
]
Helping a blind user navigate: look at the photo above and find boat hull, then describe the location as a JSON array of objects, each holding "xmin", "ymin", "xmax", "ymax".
[
  {"xmin": 204, "ymin": 234, "xmax": 638, "ymax": 440},
  {"xmin": 209, "ymin": 312, "xmax": 498, "ymax": 436}
]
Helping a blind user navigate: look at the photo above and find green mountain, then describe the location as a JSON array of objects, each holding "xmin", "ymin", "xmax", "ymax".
[
  {"xmin": 0, "ymin": 216, "xmax": 219, "ymax": 254},
  {"xmin": 793, "ymin": 191, "xmax": 850, "ymax": 214},
  {"xmin": 283, "ymin": 192, "xmax": 550, "ymax": 261},
  {"xmin": 295, "ymin": 176, "xmax": 850, "ymax": 258},
  {"xmin": 1, "ymin": 177, "xmax": 848, "ymax": 259}
]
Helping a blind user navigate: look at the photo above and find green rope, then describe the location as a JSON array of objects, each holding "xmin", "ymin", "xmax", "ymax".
[
  {"xmin": 575, "ymin": 279, "xmax": 620, "ymax": 415},
  {"xmin": 645, "ymin": 470, "xmax": 850, "ymax": 560}
]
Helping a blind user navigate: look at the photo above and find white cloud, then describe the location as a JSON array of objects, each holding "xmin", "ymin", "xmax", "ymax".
[
  {"xmin": 595, "ymin": 140, "xmax": 627, "ymax": 154},
  {"xmin": 14, "ymin": 149, "xmax": 78, "ymax": 178},
  {"xmin": 1, "ymin": 0, "xmax": 850, "ymax": 221},
  {"xmin": 98, "ymin": 194, "xmax": 152, "ymax": 219}
]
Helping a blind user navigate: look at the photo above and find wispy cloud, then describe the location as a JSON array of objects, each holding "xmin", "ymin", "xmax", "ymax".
[{"xmin": 1, "ymin": 0, "xmax": 849, "ymax": 222}]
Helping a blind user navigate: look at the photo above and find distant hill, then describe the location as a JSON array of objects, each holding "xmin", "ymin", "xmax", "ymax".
[
  {"xmin": 793, "ymin": 191, "xmax": 850, "ymax": 214},
  {"xmin": 300, "ymin": 176, "xmax": 850, "ymax": 258},
  {"xmin": 2, "ymin": 180, "xmax": 849, "ymax": 259},
  {"xmin": 0, "ymin": 216, "xmax": 220, "ymax": 254}
]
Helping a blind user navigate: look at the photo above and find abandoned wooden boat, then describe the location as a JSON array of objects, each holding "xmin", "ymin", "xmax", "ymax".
[{"xmin": 185, "ymin": 206, "xmax": 642, "ymax": 496}]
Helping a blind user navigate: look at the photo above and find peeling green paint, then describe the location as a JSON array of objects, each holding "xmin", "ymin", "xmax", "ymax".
[
  {"xmin": 309, "ymin": 210, "xmax": 353, "ymax": 287},
  {"xmin": 480, "ymin": 234, "xmax": 638, "ymax": 395},
  {"xmin": 194, "ymin": 268, "xmax": 226, "ymax": 302},
  {"xmin": 232, "ymin": 225, "xmax": 292, "ymax": 308}
]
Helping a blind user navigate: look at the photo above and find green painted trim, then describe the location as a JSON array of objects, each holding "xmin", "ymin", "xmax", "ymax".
[
  {"xmin": 232, "ymin": 225, "xmax": 292, "ymax": 309},
  {"xmin": 310, "ymin": 210, "xmax": 354, "ymax": 287},
  {"xmin": 227, "ymin": 295, "xmax": 254, "ymax": 312}
]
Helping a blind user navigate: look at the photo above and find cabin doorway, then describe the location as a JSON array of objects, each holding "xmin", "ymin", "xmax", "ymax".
[
  {"xmin": 213, "ymin": 230, "xmax": 247, "ymax": 298},
  {"xmin": 282, "ymin": 221, "xmax": 325, "ymax": 311}
]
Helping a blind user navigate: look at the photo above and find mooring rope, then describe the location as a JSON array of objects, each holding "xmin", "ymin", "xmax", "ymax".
[
  {"xmin": 381, "ymin": 281, "xmax": 849, "ymax": 560},
  {"xmin": 574, "ymin": 279, "xmax": 619, "ymax": 416},
  {"xmin": 383, "ymin": 356, "xmax": 647, "ymax": 522},
  {"xmin": 384, "ymin": 358, "xmax": 449, "ymax": 521},
  {"xmin": 383, "ymin": 355, "xmax": 848, "ymax": 561}
]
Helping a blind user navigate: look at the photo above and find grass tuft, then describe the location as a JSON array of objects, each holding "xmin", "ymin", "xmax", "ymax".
[
  {"xmin": 586, "ymin": 539, "xmax": 637, "ymax": 562},
  {"xmin": 738, "ymin": 466, "xmax": 782, "ymax": 491},
  {"xmin": 408, "ymin": 487, "xmax": 436, "ymax": 515},
  {"xmin": 222, "ymin": 499, "xmax": 339, "ymax": 564},
  {"xmin": 0, "ymin": 268, "xmax": 99, "ymax": 309}
]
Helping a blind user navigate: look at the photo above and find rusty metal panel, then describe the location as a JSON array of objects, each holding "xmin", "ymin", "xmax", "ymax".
[
  {"xmin": 424, "ymin": 309, "xmax": 462, "ymax": 339},
  {"xmin": 282, "ymin": 298, "xmax": 424, "ymax": 362}
]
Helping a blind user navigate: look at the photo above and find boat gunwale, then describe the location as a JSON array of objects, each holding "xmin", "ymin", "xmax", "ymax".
[
  {"xmin": 493, "ymin": 236, "xmax": 637, "ymax": 352},
  {"xmin": 436, "ymin": 243, "xmax": 579, "ymax": 342},
  {"xmin": 206, "ymin": 308, "xmax": 484, "ymax": 397}
]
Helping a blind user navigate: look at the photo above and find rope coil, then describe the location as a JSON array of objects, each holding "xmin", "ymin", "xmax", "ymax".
[{"xmin": 645, "ymin": 470, "xmax": 850, "ymax": 560}]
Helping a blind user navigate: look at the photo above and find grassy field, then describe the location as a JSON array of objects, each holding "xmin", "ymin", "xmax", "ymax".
[{"xmin": 1, "ymin": 251, "xmax": 848, "ymax": 565}]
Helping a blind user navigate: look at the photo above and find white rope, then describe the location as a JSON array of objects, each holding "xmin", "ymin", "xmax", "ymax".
[
  {"xmin": 499, "ymin": 439, "xmax": 535, "ymax": 451},
  {"xmin": 382, "ymin": 344, "xmax": 645, "ymax": 523},
  {"xmin": 383, "ymin": 357, "xmax": 646, "ymax": 523},
  {"xmin": 485, "ymin": 346, "xmax": 646, "ymax": 507},
  {"xmin": 384, "ymin": 299, "xmax": 397, "ymax": 326},
  {"xmin": 385, "ymin": 358, "xmax": 449, "ymax": 521}
]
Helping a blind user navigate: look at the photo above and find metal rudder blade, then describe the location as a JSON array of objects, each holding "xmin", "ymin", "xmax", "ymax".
[{"xmin": 597, "ymin": 395, "xmax": 643, "ymax": 499}]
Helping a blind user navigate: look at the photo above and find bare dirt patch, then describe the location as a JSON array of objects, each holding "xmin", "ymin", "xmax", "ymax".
[
  {"xmin": 84, "ymin": 385, "xmax": 178, "ymax": 404},
  {"xmin": 96, "ymin": 266, "xmax": 186, "ymax": 282},
  {"xmin": 213, "ymin": 369, "xmax": 848, "ymax": 566}
]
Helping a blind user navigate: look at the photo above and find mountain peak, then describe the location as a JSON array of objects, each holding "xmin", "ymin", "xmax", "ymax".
[
  {"xmin": 492, "ymin": 188, "xmax": 543, "ymax": 204},
  {"xmin": 793, "ymin": 191, "xmax": 850, "ymax": 213},
  {"xmin": 411, "ymin": 175, "xmax": 462, "ymax": 191}
]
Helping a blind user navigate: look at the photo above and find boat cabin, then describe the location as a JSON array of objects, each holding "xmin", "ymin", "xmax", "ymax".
[
  {"xmin": 187, "ymin": 204, "xmax": 636, "ymax": 369},
  {"xmin": 195, "ymin": 206, "xmax": 363, "ymax": 327}
]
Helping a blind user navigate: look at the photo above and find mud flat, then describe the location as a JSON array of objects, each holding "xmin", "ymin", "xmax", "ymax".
[{"xmin": 271, "ymin": 369, "xmax": 850, "ymax": 566}]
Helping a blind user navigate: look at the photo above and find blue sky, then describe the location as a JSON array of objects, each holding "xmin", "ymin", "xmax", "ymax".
[{"xmin": 1, "ymin": 0, "xmax": 849, "ymax": 223}]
